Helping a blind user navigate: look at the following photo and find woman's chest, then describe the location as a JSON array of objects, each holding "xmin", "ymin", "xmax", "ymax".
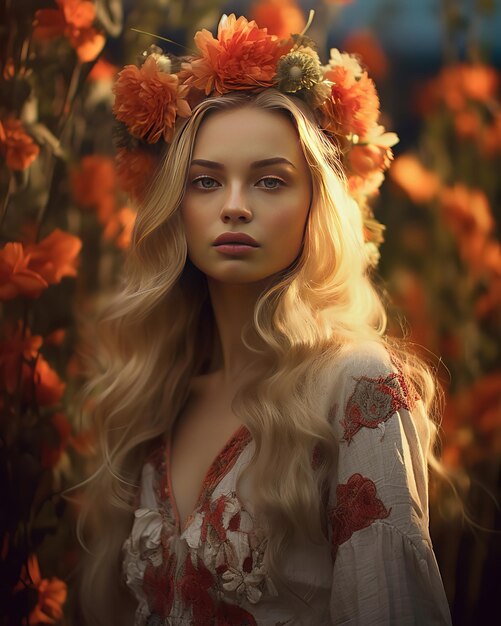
[{"xmin": 168, "ymin": 390, "xmax": 247, "ymax": 531}]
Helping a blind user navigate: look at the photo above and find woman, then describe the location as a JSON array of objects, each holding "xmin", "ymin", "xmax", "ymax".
[{"xmin": 77, "ymin": 14, "xmax": 451, "ymax": 626}]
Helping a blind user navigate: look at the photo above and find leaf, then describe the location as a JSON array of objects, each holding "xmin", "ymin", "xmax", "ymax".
[{"xmin": 28, "ymin": 124, "xmax": 66, "ymax": 159}]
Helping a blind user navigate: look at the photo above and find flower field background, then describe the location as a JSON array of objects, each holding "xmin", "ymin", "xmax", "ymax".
[{"xmin": 0, "ymin": 0, "xmax": 499, "ymax": 624}]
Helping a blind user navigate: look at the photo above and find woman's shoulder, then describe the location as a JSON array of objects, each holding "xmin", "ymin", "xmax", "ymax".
[{"xmin": 320, "ymin": 340, "xmax": 418, "ymax": 415}]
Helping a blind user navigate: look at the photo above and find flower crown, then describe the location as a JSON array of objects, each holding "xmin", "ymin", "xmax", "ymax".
[{"xmin": 112, "ymin": 12, "xmax": 398, "ymax": 267}]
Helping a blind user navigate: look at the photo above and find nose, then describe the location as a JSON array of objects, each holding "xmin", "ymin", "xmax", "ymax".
[{"xmin": 220, "ymin": 184, "xmax": 252, "ymax": 223}]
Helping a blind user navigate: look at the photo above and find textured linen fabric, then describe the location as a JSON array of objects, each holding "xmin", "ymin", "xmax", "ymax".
[{"xmin": 122, "ymin": 342, "xmax": 452, "ymax": 625}]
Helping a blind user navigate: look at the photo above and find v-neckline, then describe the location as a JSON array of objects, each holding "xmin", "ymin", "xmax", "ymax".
[{"xmin": 165, "ymin": 423, "xmax": 251, "ymax": 534}]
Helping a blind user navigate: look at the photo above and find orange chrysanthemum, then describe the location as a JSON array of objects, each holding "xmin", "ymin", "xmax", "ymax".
[
  {"xmin": 25, "ymin": 229, "xmax": 82, "ymax": 285},
  {"xmin": 0, "ymin": 243, "xmax": 48, "ymax": 301},
  {"xmin": 113, "ymin": 56, "xmax": 191, "ymax": 144},
  {"xmin": 33, "ymin": 0, "xmax": 105, "ymax": 63},
  {"xmin": 181, "ymin": 13, "xmax": 292, "ymax": 96},
  {"xmin": 389, "ymin": 154, "xmax": 441, "ymax": 204},
  {"xmin": 250, "ymin": 0, "xmax": 305, "ymax": 40},
  {"xmin": 0, "ymin": 118, "xmax": 40, "ymax": 170},
  {"xmin": 70, "ymin": 155, "xmax": 116, "ymax": 212},
  {"xmin": 16, "ymin": 554, "xmax": 67, "ymax": 625},
  {"xmin": 115, "ymin": 147, "xmax": 158, "ymax": 203},
  {"xmin": 321, "ymin": 49, "xmax": 380, "ymax": 139}
]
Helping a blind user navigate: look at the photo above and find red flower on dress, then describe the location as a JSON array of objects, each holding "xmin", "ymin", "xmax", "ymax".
[
  {"xmin": 33, "ymin": 0, "xmax": 105, "ymax": 63},
  {"xmin": 180, "ymin": 14, "xmax": 292, "ymax": 96},
  {"xmin": 113, "ymin": 56, "xmax": 191, "ymax": 144},
  {"xmin": 329, "ymin": 473, "xmax": 391, "ymax": 552},
  {"xmin": 179, "ymin": 554, "xmax": 216, "ymax": 626},
  {"xmin": 342, "ymin": 370, "xmax": 412, "ymax": 443},
  {"xmin": 143, "ymin": 552, "xmax": 176, "ymax": 618},
  {"xmin": 0, "ymin": 118, "xmax": 40, "ymax": 170}
]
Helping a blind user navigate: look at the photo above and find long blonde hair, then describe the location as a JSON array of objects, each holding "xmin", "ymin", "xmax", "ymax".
[{"xmin": 75, "ymin": 89, "xmax": 442, "ymax": 624}]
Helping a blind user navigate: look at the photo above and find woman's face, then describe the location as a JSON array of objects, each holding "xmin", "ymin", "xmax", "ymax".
[{"xmin": 180, "ymin": 106, "xmax": 312, "ymax": 285}]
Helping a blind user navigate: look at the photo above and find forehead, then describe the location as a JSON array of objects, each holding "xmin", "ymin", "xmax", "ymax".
[{"xmin": 191, "ymin": 107, "xmax": 302, "ymax": 163}]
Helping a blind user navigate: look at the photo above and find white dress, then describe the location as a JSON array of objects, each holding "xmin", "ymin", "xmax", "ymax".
[{"xmin": 122, "ymin": 342, "xmax": 452, "ymax": 625}]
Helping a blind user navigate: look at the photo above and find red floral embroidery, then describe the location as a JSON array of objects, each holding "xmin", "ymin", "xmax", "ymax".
[
  {"xmin": 201, "ymin": 425, "xmax": 252, "ymax": 500},
  {"xmin": 179, "ymin": 554, "xmax": 216, "ymax": 626},
  {"xmin": 143, "ymin": 552, "xmax": 176, "ymax": 618},
  {"xmin": 342, "ymin": 365, "xmax": 414, "ymax": 443},
  {"xmin": 328, "ymin": 473, "xmax": 391, "ymax": 554},
  {"xmin": 200, "ymin": 494, "xmax": 228, "ymax": 543}
]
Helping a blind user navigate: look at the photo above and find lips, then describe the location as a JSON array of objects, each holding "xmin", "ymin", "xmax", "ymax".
[{"xmin": 213, "ymin": 232, "xmax": 259, "ymax": 246}]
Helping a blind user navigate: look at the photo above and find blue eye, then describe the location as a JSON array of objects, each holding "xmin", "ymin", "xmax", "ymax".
[
  {"xmin": 192, "ymin": 176, "xmax": 220, "ymax": 189},
  {"xmin": 257, "ymin": 177, "xmax": 285, "ymax": 190}
]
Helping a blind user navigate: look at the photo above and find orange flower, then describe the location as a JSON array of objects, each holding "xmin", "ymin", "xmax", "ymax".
[
  {"xmin": 16, "ymin": 554, "xmax": 67, "ymax": 624},
  {"xmin": 420, "ymin": 64, "xmax": 500, "ymax": 114},
  {"xmin": 439, "ymin": 184, "xmax": 493, "ymax": 241},
  {"xmin": 88, "ymin": 57, "xmax": 117, "ymax": 81},
  {"xmin": 0, "ymin": 243, "xmax": 48, "ymax": 301},
  {"xmin": 181, "ymin": 13, "xmax": 292, "ymax": 96},
  {"xmin": 113, "ymin": 55, "xmax": 191, "ymax": 144},
  {"xmin": 25, "ymin": 229, "xmax": 82, "ymax": 285},
  {"xmin": 32, "ymin": 356, "xmax": 66, "ymax": 407},
  {"xmin": 321, "ymin": 49, "xmax": 380, "ymax": 139},
  {"xmin": 250, "ymin": 0, "xmax": 305, "ymax": 39},
  {"xmin": 389, "ymin": 154, "xmax": 441, "ymax": 204},
  {"xmin": 70, "ymin": 155, "xmax": 116, "ymax": 208},
  {"xmin": 454, "ymin": 109, "xmax": 481, "ymax": 139},
  {"xmin": 0, "ymin": 323, "xmax": 42, "ymax": 394},
  {"xmin": 342, "ymin": 30, "xmax": 389, "ymax": 80},
  {"xmin": 103, "ymin": 206, "xmax": 137, "ymax": 250},
  {"xmin": 0, "ymin": 118, "xmax": 40, "ymax": 170},
  {"xmin": 115, "ymin": 147, "xmax": 158, "ymax": 203},
  {"xmin": 33, "ymin": 0, "xmax": 105, "ymax": 63}
]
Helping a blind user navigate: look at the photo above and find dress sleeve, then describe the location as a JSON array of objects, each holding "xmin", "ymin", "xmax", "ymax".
[{"xmin": 325, "ymin": 343, "xmax": 452, "ymax": 626}]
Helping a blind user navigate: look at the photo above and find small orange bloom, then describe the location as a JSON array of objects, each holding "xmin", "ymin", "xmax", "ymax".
[
  {"xmin": 33, "ymin": 0, "xmax": 105, "ymax": 62},
  {"xmin": 16, "ymin": 554, "xmax": 67, "ymax": 625},
  {"xmin": 70, "ymin": 155, "xmax": 116, "ymax": 208},
  {"xmin": 420, "ymin": 63, "xmax": 500, "ymax": 114},
  {"xmin": 389, "ymin": 154, "xmax": 441, "ymax": 204},
  {"xmin": 321, "ymin": 49, "xmax": 380, "ymax": 139},
  {"xmin": 250, "ymin": 0, "xmax": 305, "ymax": 39},
  {"xmin": 349, "ymin": 142, "xmax": 392, "ymax": 177},
  {"xmin": 0, "ymin": 323, "xmax": 43, "ymax": 395},
  {"xmin": 115, "ymin": 147, "xmax": 158, "ymax": 203},
  {"xmin": 113, "ymin": 55, "xmax": 191, "ymax": 144},
  {"xmin": 33, "ymin": 356, "xmax": 66, "ymax": 407},
  {"xmin": 88, "ymin": 57, "xmax": 117, "ymax": 81},
  {"xmin": 454, "ymin": 109, "xmax": 481, "ymax": 139},
  {"xmin": 25, "ymin": 229, "xmax": 82, "ymax": 285},
  {"xmin": 0, "ymin": 243, "xmax": 48, "ymax": 301},
  {"xmin": 103, "ymin": 206, "xmax": 137, "ymax": 250},
  {"xmin": 342, "ymin": 30, "xmax": 389, "ymax": 80},
  {"xmin": 0, "ymin": 118, "xmax": 40, "ymax": 170},
  {"xmin": 439, "ymin": 184, "xmax": 493, "ymax": 239},
  {"xmin": 181, "ymin": 13, "xmax": 292, "ymax": 96}
]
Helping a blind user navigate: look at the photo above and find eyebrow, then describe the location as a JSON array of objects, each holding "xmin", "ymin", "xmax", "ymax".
[{"xmin": 190, "ymin": 157, "xmax": 296, "ymax": 170}]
